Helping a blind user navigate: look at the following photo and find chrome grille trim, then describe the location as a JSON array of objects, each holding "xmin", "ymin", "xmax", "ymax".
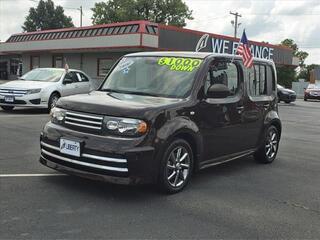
[
  {"xmin": 65, "ymin": 116, "xmax": 102, "ymax": 126},
  {"xmin": 0, "ymin": 89, "xmax": 28, "ymax": 97},
  {"xmin": 66, "ymin": 111, "xmax": 103, "ymax": 120},
  {"xmin": 40, "ymin": 141, "xmax": 127, "ymax": 163},
  {"xmin": 65, "ymin": 111, "xmax": 103, "ymax": 130},
  {"xmin": 82, "ymin": 153, "xmax": 127, "ymax": 163},
  {"xmin": 41, "ymin": 149, "xmax": 128, "ymax": 172},
  {"xmin": 64, "ymin": 121, "xmax": 101, "ymax": 129}
]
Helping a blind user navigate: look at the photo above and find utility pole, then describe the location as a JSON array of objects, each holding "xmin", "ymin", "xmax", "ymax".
[
  {"xmin": 230, "ymin": 11, "xmax": 242, "ymax": 38},
  {"xmin": 80, "ymin": 6, "xmax": 83, "ymax": 27}
]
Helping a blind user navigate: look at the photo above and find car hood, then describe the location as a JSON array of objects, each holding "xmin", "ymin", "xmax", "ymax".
[
  {"xmin": 280, "ymin": 88, "xmax": 296, "ymax": 94},
  {"xmin": 0, "ymin": 80, "xmax": 56, "ymax": 90},
  {"xmin": 57, "ymin": 91, "xmax": 186, "ymax": 119}
]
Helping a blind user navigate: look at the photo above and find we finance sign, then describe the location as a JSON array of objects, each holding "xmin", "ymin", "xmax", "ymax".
[{"xmin": 211, "ymin": 37, "xmax": 274, "ymax": 60}]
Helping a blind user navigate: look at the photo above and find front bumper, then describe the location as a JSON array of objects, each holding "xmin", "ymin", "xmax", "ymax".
[
  {"xmin": 0, "ymin": 94, "xmax": 47, "ymax": 108},
  {"xmin": 40, "ymin": 122, "xmax": 156, "ymax": 185},
  {"xmin": 305, "ymin": 93, "xmax": 320, "ymax": 100},
  {"xmin": 279, "ymin": 93, "xmax": 296, "ymax": 102}
]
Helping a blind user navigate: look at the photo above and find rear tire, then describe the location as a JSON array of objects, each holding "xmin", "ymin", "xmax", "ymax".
[
  {"xmin": 158, "ymin": 139, "xmax": 194, "ymax": 194},
  {"xmin": 304, "ymin": 98, "xmax": 307, "ymax": 101},
  {"xmin": 1, "ymin": 106, "xmax": 14, "ymax": 111},
  {"xmin": 254, "ymin": 125, "xmax": 279, "ymax": 164},
  {"xmin": 48, "ymin": 93, "xmax": 60, "ymax": 112}
]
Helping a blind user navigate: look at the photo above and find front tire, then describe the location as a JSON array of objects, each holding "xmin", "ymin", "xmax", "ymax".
[
  {"xmin": 284, "ymin": 100, "xmax": 291, "ymax": 104},
  {"xmin": 1, "ymin": 106, "xmax": 14, "ymax": 111},
  {"xmin": 48, "ymin": 93, "xmax": 60, "ymax": 112},
  {"xmin": 254, "ymin": 125, "xmax": 280, "ymax": 164},
  {"xmin": 158, "ymin": 139, "xmax": 194, "ymax": 193}
]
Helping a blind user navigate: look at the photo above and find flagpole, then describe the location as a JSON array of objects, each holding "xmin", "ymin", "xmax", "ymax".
[{"xmin": 231, "ymin": 28, "xmax": 244, "ymax": 63}]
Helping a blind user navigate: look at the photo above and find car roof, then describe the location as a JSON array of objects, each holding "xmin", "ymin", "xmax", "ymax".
[
  {"xmin": 125, "ymin": 51, "xmax": 274, "ymax": 64},
  {"xmin": 31, "ymin": 67, "xmax": 83, "ymax": 72}
]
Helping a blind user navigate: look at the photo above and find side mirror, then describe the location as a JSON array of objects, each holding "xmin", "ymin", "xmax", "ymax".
[
  {"xmin": 207, "ymin": 84, "xmax": 230, "ymax": 98},
  {"xmin": 63, "ymin": 78, "xmax": 73, "ymax": 85}
]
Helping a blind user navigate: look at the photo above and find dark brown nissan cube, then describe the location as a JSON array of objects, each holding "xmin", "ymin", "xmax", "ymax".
[{"xmin": 40, "ymin": 52, "xmax": 281, "ymax": 193}]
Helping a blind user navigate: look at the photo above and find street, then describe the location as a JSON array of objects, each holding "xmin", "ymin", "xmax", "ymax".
[{"xmin": 0, "ymin": 100, "xmax": 320, "ymax": 239}]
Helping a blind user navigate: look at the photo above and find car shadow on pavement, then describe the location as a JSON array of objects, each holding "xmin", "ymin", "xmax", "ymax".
[
  {"xmin": 41, "ymin": 155, "xmax": 258, "ymax": 199},
  {"xmin": 0, "ymin": 108, "xmax": 48, "ymax": 115}
]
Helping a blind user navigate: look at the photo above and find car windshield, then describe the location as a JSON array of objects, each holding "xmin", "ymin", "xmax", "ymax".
[
  {"xmin": 100, "ymin": 56, "xmax": 203, "ymax": 98},
  {"xmin": 308, "ymin": 84, "xmax": 320, "ymax": 89},
  {"xmin": 277, "ymin": 84, "xmax": 284, "ymax": 89},
  {"xmin": 20, "ymin": 68, "xmax": 64, "ymax": 82}
]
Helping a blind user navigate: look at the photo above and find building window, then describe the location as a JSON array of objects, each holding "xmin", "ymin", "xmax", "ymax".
[
  {"xmin": 10, "ymin": 58, "xmax": 21, "ymax": 75},
  {"xmin": 30, "ymin": 56, "xmax": 40, "ymax": 69},
  {"xmin": 52, "ymin": 55, "xmax": 63, "ymax": 68},
  {"xmin": 97, "ymin": 58, "xmax": 115, "ymax": 77}
]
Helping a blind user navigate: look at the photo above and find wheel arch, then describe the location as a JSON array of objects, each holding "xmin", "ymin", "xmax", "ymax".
[{"xmin": 168, "ymin": 129, "xmax": 203, "ymax": 172}]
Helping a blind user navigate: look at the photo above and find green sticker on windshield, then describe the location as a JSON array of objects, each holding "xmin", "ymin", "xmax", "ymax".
[{"xmin": 158, "ymin": 57, "xmax": 202, "ymax": 72}]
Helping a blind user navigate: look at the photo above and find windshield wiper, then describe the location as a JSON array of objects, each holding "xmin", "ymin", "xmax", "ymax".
[
  {"xmin": 122, "ymin": 91, "xmax": 160, "ymax": 97},
  {"xmin": 100, "ymin": 89, "xmax": 127, "ymax": 94},
  {"xmin": 101, "ymin": 89, "xmax": 159, "ymax": 97}
]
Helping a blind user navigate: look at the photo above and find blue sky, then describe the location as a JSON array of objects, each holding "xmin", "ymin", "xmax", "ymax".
[{"xmin": 0, "ymin": 0, "xmax": 319, "ymax": 64}]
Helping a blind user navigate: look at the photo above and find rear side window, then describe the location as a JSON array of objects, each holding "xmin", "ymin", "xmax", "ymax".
[
  {"xmin": 205, "ymin": 62, "xmax": 239, "ymax": 97},
  {"xmin": 76, "ymin": 72, "xmax": 89, "ymax": 82},
  {"xmin": 248, "ymin": 64, "xmax": 267, "ymax": 96},
  {"xmin": 266, "ymin": 65, "xmax": 276, "ymax": 91}
]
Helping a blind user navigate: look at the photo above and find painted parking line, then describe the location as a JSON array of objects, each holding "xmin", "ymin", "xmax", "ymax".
[{"xmin": 0, "ymin": 173, "xmax": 66, "ymax": 177}]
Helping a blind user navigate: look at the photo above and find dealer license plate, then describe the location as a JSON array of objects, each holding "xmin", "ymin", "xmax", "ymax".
[
  {"xmin": 60, "ymin": 139, "xmax": 81, "ymax": 157},
  {"xmin": 4, "ymin": 96, "xmax": 15, "ymax": 103}
]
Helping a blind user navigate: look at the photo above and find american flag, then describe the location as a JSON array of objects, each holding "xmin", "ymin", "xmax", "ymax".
[{"xmin": 237, "ymin": 30, "xmax": 253, "ymax": 68}]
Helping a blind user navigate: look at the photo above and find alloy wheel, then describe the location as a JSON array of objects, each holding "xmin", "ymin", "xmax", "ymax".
[
  {"xmin": 51, "ymin": 96, "xmax": 59, "ymax": 109},
  {"xmin": 166, "ymin": 146, "xmax": 190, "ymax": 187},
  {"xmin": 265, "ymin": 129, "xmax": 278, "ymax": 159}
]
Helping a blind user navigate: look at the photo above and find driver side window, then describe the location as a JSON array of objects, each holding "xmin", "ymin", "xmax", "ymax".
[
  {"xmin": 64, "ymin": 72, "xmax": 78, "ymax": 83},
  {"xmin": 204, "ymin": 61, "xmax": 239, "ymax": 97}
]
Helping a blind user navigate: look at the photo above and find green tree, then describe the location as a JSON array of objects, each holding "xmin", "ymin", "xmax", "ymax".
[
  {"xmin": 280, "ymin": 39, "xmax": 309, "ymax": 68},
  {"xmin": 276, "ymin": 66, "xmax": 296, "ymax": 88},
  {"xmin": 276, "ymin": 39, "xmax": 310, "ymax": 86},
  {"xmin": 22, "ymin": 0, "xmax": 74, "ymax": 32},
  {"xmin": 297, "ymin": 64, "xmax": 320, "ymax": 81},
  {"xmin": 91, "ymin": 0, "xmax": 193, "ymax": 27}
]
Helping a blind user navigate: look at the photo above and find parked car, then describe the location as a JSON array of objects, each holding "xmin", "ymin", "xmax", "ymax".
[
  {"xmin": 304, "ymin": 84, "xmax": 320, "ymax": 101},
  {"xmin": 277, "ymin": 84, "xmax": 296, "ymax": 103},
  {"xmin": 0, "ymin": 68, "xmax": 92, "ymax": 111},
  {"xmin": 40, "ymin": 52, "xmax": 281, "ymax": 193}
]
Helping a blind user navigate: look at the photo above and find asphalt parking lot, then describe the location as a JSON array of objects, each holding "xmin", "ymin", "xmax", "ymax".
[{"xmin": 0, "ymin": 99, "xmax": 320, "ymax": 239}]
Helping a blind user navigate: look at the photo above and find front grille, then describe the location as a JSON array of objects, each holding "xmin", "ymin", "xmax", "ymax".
[
  {"xmin": 0, "ymin": 88, "xmax": 28, "ymax": 97},
  {"xmin": 40, "ymin": 141, "xmax": 128, "ymax": 177},
  {"xmin": 64, "ymin": 111, "xmax": 103, "ymax": 131}
]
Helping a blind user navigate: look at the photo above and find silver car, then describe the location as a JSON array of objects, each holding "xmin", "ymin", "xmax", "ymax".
[{"xmin": 0, "ymin": 68, "xmax": 93, "ymax": 111}]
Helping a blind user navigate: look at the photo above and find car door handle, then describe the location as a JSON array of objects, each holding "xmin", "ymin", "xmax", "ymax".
[
  {"xmin": 263, "ymin": 103, "xmax": 270, "ymax": 109},
  {"xmin": 236, "ymin": 106, "xmax": 244, "ymax": 113}
]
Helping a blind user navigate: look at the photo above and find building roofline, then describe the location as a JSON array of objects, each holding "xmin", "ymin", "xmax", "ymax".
[
  {"xmin": 5, "ymin": 20, "xmax": 291, "ymax": 52},
  {"xmin": 11, "ymin": 20, "xmax": 156, "ymax": 36}
]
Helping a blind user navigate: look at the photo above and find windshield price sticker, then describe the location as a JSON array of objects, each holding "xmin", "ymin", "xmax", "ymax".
[
  {"xmin": 158, "ymin": 57, "xmax": 202, "ymax": 72},
  {"xmin": 117, "ymin": 58, "xmax": 134, "ymax": 74}
]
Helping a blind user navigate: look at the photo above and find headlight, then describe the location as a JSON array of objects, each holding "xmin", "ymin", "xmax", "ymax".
[
  {"xmin": 104, "ymin": 117, "xmax": 147, "ymax": 136},
  {"xmin": 27, "ymin": 88, "xmax": 42, "ymax": 94},
  {"xmin": 50, "ymin": 107, "xmax": 66, "ymax": 124}
]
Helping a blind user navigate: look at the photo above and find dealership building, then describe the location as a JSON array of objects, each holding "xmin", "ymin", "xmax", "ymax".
[{"xmin": 0, "ymin": 20, "xmax": 299, "ymax": 82}]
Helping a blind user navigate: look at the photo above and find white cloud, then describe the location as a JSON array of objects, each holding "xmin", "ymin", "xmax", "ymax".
[{"xmin": 0, "ymin": 0, "xmax": 319, "ymax": 64}]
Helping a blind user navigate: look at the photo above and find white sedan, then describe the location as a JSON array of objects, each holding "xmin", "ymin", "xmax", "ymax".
[{"xmin": 0, "ymin": 68, "xmax": 93, "ymax": 111}]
